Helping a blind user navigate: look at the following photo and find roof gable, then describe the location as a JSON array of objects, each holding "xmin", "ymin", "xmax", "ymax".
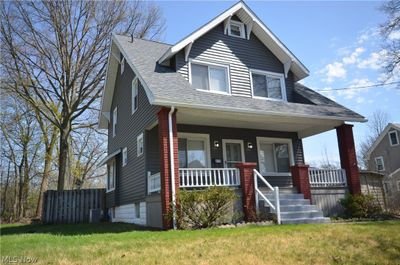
[
  {"xmin": 158, "ymin": 1, "xmax": 309, "ymax": 81},
  {"xmin": 366, "ymin": 123, "xmax": 400, "ymax": 159}
]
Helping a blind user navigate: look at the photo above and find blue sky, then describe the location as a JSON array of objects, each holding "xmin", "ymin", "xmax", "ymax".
[{"xmin": 156, "ymin": 0, "xmax": 400, "ymax": 166}]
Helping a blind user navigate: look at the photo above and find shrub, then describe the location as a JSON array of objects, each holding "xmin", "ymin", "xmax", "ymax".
[
  {"xmin": 340, "ymin": 193, "xmax": 382, "ymax": 219},
  {"xmin": 174, "ymin": 187, "xmax": 238, "ymax": 229}
]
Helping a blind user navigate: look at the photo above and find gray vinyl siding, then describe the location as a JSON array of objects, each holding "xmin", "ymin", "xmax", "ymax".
[
  {"xmin": 177, "ymin": 124, "xmax": 304, "ymax": 187},
  {"xmin": 106, "ymin": 55, "xmax": 159, "ymax": 208},
  {"xmin": 368, "ymin": 128, "xmax": 400, "ymax": 175},
  {"xmin": 146, "ymin": 125, "xmax": 160, "ymax": 175},
  {"xmin": 176, "ymin": 22, "xmax": 295, "ymax": 102}
]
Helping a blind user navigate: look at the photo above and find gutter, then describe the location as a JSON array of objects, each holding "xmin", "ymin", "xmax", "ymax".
[
  {"xmin": 168, "ymin": 106, "xmax": 177, "ymax": 230},
  {"xmin": 152, "ymin": 99, "xmax": 368, "ymax": 123}
]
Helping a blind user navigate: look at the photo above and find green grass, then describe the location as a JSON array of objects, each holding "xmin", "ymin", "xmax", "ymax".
[{"xmin": 1, "ymin": 221, "xmax": 399, "ymax": 265}]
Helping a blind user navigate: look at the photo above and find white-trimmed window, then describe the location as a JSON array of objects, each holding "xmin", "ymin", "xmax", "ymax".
[
  {"xmin": 112, "ymin": 107, "xmax": 117, "ymax": 138},
  {"xmin": 375, "ymin": 156, "xmax": 385, "ymax": 171},
  {"xmin": 388, "ymin": 131, "xmax": 399, "ymax": 146},
  {"xmin": 256, "ymin": 137, "xmax": 294, "ymax": 176},
  {"xmin": 397, "ymin": 180, "xmax": 400, "ymax": 191},
  {"xmin": 121, "ymin": 57, "xmax": 125, "ymax": 75},
  {"xmin": 178, "ymin": 133, "xmax": 211, "ymax": 168},
  {"xmin": 107, "ymin": 160, "xmax": 116, "ymax": 192},
  {"xmin": 189, "ymin": 60, "xmax": 230, "ymax": 94},
  {"xmin": 132, "ymin": 78, "xmax": 139, "ymax": 114},
  {"xmin": 228, "ymin": 20, "xmax": 245, "ymax": 39},
  {"xmin": 122, "ymin": 147, "xmax": 128, "ymax": 167},
  {"xmin": 250, "ymin": 69, "xmax": 286, "ymax": 101},
  {"xmin": 137, "ymin": 133, "xmax": 144, "ymax": 157}
]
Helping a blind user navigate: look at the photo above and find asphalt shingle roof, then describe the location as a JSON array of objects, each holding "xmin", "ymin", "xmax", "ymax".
[{"xmin": 114, "ymin": 35, "xmax": 365, "ymax": 121}]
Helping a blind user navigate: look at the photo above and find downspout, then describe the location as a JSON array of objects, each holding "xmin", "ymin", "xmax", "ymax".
[{"xmin": 168, "ymin": 106, "xmax": 177, "ymax": 229}]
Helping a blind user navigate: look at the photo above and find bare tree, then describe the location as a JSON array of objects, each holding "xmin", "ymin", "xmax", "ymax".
[
  {"xmin": 0, "ymin": 0, "xmax": 165, "ymax": 191},
  {"xmin": 69, "ymin": 126, "xmax": 107, "ymax": 190},
  {"xmin": 380, "ymin": 0, "xmax": 400, "ymax": 81},
  {"xmin": 1, "ymin": 92, "xmax": 42, "ymax": 219},
  {"xmin": 358, "ymin": 110, "xmax": 390, "ymax": 169}
]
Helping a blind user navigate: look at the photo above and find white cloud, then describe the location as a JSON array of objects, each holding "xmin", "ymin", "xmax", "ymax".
[
  {"xmin": 357, "ymin": 27, "xmax": 379, "ymax": 44},
  {"xmin": 319, "ymin": 88, "xmax": 336, "ymax": 101},
  {"xmin": 342, "ymin": 47, "xmax": 365, "ymax": 64},
  {"xmin": 356, "ymin": 97, "xmax": 365, "ymax": 104},
  {"xmin": 323, "ymin": 62, "xmax": 347, "ymax": 83},
  {"xmin": 357, "ymin": 49, "xmax": 386, "ymax": 70},
  {"xmin": 388, "ymin": 31, "xmax": 400, "ymax": 40},
  {"xmin": 337, "ymin": 78, "xmax": 373, "ymax": 99}
]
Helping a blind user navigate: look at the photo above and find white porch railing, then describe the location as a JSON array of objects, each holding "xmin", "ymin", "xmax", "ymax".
[
  {"xmin": 179, "ymin": 168, "xmax": 240, "ymax": 188},
  {"xmin": 308, "ymin": 168, "xmax": 347, "ymax": 187},
  {"xmin": 147, "ymin": 172, "xmax": 161, "ymax": 194},
  {"xmin": 254, "ymin": 169, "xmax": 281, "ymax": 224}
]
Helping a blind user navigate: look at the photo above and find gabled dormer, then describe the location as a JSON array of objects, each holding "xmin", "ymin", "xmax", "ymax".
[{"xmin": 158, "ymin": 1, "xmax": 309, "ymax": 102}]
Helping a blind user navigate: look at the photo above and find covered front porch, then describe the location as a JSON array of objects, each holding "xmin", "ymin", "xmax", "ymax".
[{"xmin": 150, "ymin": 107, "xmax": 361, "ymax": 229}]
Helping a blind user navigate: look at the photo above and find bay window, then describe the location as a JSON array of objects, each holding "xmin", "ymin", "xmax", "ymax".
[{"xmin": 190, "ymin": 60, "xmax": 230, "ymax": 94}]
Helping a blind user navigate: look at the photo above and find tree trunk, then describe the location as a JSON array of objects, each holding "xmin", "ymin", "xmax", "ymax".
[
  {"xmin": 36, "ymin": 129, "xmax": 57, "ymax": 217},
  {"xmin": 17, "ymin": 162, "xmax": 23, "ymax": 219},
  {"xmin": 13, "ymin": 162, "xmax": 19, "ymax": 221},
  {"xmin": 58, "ymin": 117, "xmax": 71, "ymax": 191},
  {"xmin": 20, "ymin": 144, "xmax": 29, "ymax": 218},
  {"xmin": 1, "ymin": 161, "xmax": 11, "ymax": 216}
]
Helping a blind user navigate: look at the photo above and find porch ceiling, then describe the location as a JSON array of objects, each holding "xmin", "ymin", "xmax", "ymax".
[{"xmin": 176, "ymin": 107, "xmax": 344, "ymax": 138}]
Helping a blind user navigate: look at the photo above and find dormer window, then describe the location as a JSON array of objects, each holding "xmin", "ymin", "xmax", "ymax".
[
  {"xmin": 228, "ymin": 20, "xmax": 245, "ymax": 39},
  {"xmin": 189, "ymin": 59, "xmax": 230, "ymax": 94}
]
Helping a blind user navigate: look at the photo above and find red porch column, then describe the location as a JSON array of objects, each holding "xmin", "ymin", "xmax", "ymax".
[
  {"xmin": 336, "ymin": 124, "xmax": 361, "ymax": 194},
  {"xmin": 236, "ymin": 162, "xmax": 257, "ymax": 222},
  {"xmin": 291, "ymin": 164, "xmax": 311, "ymax": 200},
  {"xmin": 157, "ymin": 107, "xmax": 179, "ymax": 229}
]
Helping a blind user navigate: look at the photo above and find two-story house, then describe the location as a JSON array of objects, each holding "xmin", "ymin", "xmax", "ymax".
[
  {"xmin": 366, "ymin": 123, "xmax": 400, "ymax": 209},
  {"xmin": 98, "ymin": 1, "xmax": 366, "ymax": 229}
]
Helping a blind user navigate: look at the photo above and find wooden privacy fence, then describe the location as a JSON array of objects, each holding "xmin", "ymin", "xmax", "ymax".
[{"xmin": 42, "ymin": 189, "xmax": 106, "ymax": 224}]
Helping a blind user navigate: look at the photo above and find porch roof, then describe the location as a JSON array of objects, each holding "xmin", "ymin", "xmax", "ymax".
[{"xmin": 176, "ymin": 107, "xmax": 348, "ymax": 138}]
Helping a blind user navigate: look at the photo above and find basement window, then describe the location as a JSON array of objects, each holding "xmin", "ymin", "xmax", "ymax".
[{"xmin": 228, "ymin": 20, "xmax": 245, "ymax": 39}]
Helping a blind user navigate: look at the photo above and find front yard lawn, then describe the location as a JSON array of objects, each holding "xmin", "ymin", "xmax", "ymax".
[{"xmin": 1, "ymin": 221, "xmax": 399, "ymax": 265}]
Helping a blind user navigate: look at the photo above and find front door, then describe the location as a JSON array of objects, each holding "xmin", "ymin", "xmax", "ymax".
[{"xmin": 222, "ymin": 139, "xmax": 245, "ymax": 168}]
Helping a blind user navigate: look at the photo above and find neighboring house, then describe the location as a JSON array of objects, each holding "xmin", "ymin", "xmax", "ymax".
[
  {"xmin": 98, "ymin": 1, "xmax": 366, "ymax": 229},
  {"xmin": 366, "ymin": 123, "xmax": 400, "ymax": 210}
]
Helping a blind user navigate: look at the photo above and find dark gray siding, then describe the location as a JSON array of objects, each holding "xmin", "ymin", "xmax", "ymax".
[
  {"xmin": 176, "ymin": 22, "xmax": 295, "ymax": 102},
  {"xmin": 146, "ymin": 125, "xmax": 160, "ymax": 175},
  {"xmin": 106, "ymin": 57, "xmax": 159, "ymax": 208},
  {"xmin": 177, "ymin": 124, "xmax": 304, "ymax": 187}
]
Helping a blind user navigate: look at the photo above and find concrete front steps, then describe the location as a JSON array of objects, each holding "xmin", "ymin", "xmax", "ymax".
[{"xmin": 259, "ymin": 188, "xmax": 330, "ymax": 224}]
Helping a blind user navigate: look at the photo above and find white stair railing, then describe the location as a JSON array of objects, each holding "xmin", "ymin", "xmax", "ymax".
[{"xmin": 254, "ymin": 169, "xmax": 281, "ymax": 225}]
